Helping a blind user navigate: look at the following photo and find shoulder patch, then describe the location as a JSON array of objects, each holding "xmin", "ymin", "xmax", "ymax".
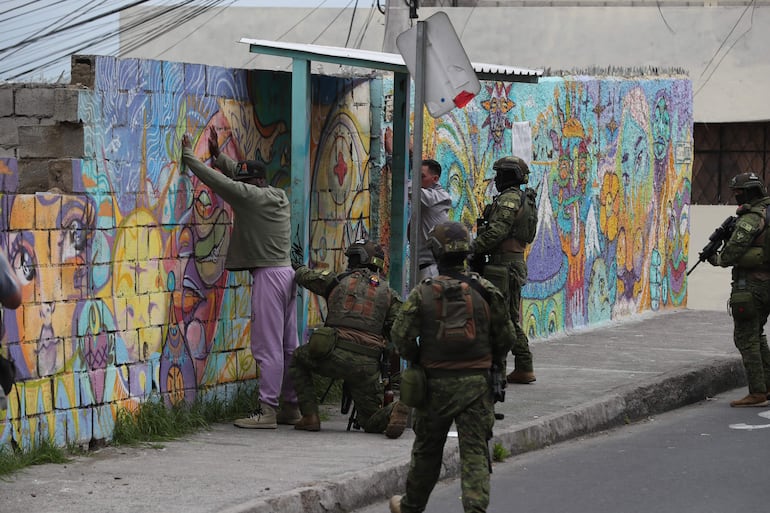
[
  {"xmin": 498, "ymin": 199, "xmax": 518, "ymax": 209},
  {"xmin": 320, "ymin": 271, "xmax": 331, "ymax": 276}
]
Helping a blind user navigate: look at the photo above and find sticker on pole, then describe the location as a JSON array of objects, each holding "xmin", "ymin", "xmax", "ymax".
[{"xmin": 396, "ymin": 11, "xmax": 481, "ymax": 118}]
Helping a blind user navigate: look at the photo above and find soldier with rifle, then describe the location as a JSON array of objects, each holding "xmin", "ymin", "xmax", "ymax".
[
  {"xmin": 705, "ymin": 172, "xmax": 770, "ymax": 407},
  {"xmin": 470, "ymin": 156, "xmax": 538, "ymax": 385},
  {"xmin": 289, "ymin": 240, "xmax": 410, "ymax": 438},
  {"xmin": 389, "ymin": 222, "xmax": 516, "ymax": 513}
]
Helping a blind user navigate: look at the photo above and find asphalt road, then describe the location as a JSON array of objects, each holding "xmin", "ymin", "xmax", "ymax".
[{"xmin": 355, "ymin": 389, "xmax": 770, "ymax": 513}]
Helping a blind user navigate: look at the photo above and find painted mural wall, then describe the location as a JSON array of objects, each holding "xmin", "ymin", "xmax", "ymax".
[
  {"xmin": 378, "ymin": 75, "xmax": 691, "ymax": 339},
  {"xmin": 0, "ymin": 55, "xmax": 692, "ymax": 449}
]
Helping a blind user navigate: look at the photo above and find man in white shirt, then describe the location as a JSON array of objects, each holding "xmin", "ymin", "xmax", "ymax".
[{"xmin": 413, "ymin": 159, "xmax": 451, "ymax": 281}]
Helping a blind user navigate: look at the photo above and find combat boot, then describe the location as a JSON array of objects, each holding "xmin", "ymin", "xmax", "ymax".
[
  {"xmin": 730, "ymin": 393, "xmax": 769, "ymax": 408},
  {"xmin": 276, "ymin": 403, "xmax": 302, "ymax": 425},
  {"xmin": 389, "ymin": 495, "xmax": 403, "ymax": 513},
  {"xmin": 294, "ymin": 413, "xmax": 321, "ymax": 431},
  {"xmin": 234, "ymin": 404, "xmax": 277, "ymax": 429},
  {"xmin": 385, "ymin": 401, "xmax": 410, "ymax": 439},
  {"xmin": 507, "ymin": 369, "xmax": 536, "ymax": 384}
]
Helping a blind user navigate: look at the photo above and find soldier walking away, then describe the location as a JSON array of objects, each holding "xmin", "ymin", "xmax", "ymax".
[
  {"xmin": 289, "ymin": 240, "xmax": 410, "ymax": 438},
  {"xmin": 0, "ymin": 250, "xmax": 22, "ymax": 410},
  {"xmin": 389, "ymin": 222, "xmax": 516, "ymax": 513},
  {"xmin": 181, "ymin": 128, "xmax": 300, "ymax": 429},
  {"xmin": 708, "ymin": 172, "xmax": 770, "ymax": 407},
  {"xmin": 471, "ymin": 156, "xmax": 538, "ymax": 385}
]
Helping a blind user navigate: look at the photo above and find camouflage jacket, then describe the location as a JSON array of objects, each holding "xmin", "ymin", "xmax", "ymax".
[
  {"xmin": 391, "ymin": 268, "xmax": 515, "ymax": 368},
  {"xmin": 474, "ymin": 186, "xmax": 536, "ymax": 256},
  {"xmin": 294, "ymin": 265, "xmax": 403, "ymax": 341},
  {"xmin": 718, "ymin": 196, "xmax": 770, "ymax": 267}
]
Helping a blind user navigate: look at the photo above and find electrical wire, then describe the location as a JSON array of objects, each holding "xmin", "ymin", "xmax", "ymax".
[
  {"xmin": 1, "ymin": 0, "xmax": 225, "ymax": 80},
  {"xmin": 311, "ymin": 0, "xmax": 356, "ymax": 45},
  {"xmin": 0, "ymin": 0, "xmax": 65, "ymax": 24},
  {"xmin": 344, "ymin": 0, "xmax": 359, "ymax": 48},
  {"xmin": 149, "ymin": 0, "xmax": 237, "ymax": 59},
  {"xmin": 0, "ymin": 0, "xmax": 154, "ymax": 56},
  {"xmin": 698, "ymin": 0, "xmax": 755, "ymax": 80},
  {"xmin": 694, "ymin": 0, "xmax": 756, "ymax": 98}
]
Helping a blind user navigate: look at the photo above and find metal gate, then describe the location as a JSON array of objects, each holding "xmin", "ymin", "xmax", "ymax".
[{"xmin": 692, "ymin": 122, "xmax": 770, "ymax": 205}]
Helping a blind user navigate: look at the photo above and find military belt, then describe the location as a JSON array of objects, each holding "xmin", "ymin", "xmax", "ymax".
[
  {"xmin": 488, "ymin": 251, "xmax": 524, "ymax": 265},
  {"xmin": 424, "ymin": 368, "xmax": 489, "ymax": 379},
  {"xmin": 335, "ymin": 338, "xmax": 382, "ymax": 358}
]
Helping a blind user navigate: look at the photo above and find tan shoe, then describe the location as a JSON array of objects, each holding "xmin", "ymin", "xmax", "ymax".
[
  {"xmin": 730, "ymin": 393, "xmax": 769, "ymax": 408},
  {"xmin": 385, "ymin": 401, "xmax": 410, "ymax": 439},
  {"xmin": 276, "ymin": 403, "xmax": 302, "ymax": 425},
  {"xmin": 506, "ymin": 370, "xmax": 536, "ymax": 384},
  {"xmin": 234, "ymin": 404, "xmax": 277, "ymax": 429},
  {"xmin": 294, "ymin": 413, "xmax": 321, "ymax": 431},
  {"xmin": 389, "ymin": 495, "xmax": 402, "ymax": 513}
]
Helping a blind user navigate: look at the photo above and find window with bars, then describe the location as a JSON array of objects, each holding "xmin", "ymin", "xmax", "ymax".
[{"xmin": 692, "ymin": 122, "xmax": 770, "ymax": 205}]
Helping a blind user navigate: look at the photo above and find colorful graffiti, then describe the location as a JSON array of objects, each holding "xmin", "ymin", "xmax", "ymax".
[{"xmin": 0, "ymin": 55, "xmax": 692, "ymax": 449}]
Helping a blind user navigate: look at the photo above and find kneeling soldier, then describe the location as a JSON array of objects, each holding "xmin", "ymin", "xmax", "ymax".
[{"xmin": 289, "ymin": 240, "xmax": 410, "ymax": 438}]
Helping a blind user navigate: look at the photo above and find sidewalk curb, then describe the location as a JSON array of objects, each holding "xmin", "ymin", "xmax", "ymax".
[{"xmin": 221, "ymin": 357, "xmax": 745, "ymax": 513}]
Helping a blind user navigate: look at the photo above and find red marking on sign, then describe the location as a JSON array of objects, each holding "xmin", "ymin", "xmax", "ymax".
[{"xmin": 453, "ymin": 90, "xmax": 476, "ymax": 108}]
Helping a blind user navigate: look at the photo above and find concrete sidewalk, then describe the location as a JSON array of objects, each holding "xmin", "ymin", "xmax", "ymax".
[{"xmin": 0, "ymin": 309, "xmax": 745, "ymax": 513}]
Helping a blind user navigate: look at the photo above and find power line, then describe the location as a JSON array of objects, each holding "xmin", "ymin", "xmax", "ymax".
[
  {"xmin": 1, "ymin": 0, "xmax": 224, "ymax": 80},
  {"xmin": 344, "ymin": 0, "xmax": 359, "ymax": 48}
]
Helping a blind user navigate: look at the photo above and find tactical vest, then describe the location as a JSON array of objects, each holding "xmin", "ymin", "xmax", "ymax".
[
  {"xmin": 747, "ymin": 197, "xmax": 770, "ymax": 266},
  {"xmin": 487, "ymin": 187, "xmax": 538, "ymax": 245},
  {"xmin": 325, "ymin": 270, "xmax": 392, "ymax": 334},
  {"xmin": 417, "ymin": 275, "xmax": 492, "ymax": 364}
]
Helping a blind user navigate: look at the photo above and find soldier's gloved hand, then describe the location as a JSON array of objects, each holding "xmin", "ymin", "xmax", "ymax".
[
  {"xmin": 291, "ymin": 260, "xmax": 303, "ymax": 271},
  {"xmin": 707, "ymin": 254, "xmax": 720, "ymax": 266}
]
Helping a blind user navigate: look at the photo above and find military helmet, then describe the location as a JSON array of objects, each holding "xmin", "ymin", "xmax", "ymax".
[
  {"xmin": 493, "ymin": 156, "xmax": 529, "ymax": 185},
  {"xmin": 345, "ymin": 239, "xmax": 385, "ymax": 270},
  {"xmin": 729, "ymin": 172, "xmax": 765, "ymax": 193},
  {"xmin": 427, "ymin": 222, "xmax": 471, "ymax": 260}
]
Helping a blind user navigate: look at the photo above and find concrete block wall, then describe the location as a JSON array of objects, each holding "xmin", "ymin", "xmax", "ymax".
[{"xmin": 0, "ymin": 84, "xmax": 83, "ymax": 191}]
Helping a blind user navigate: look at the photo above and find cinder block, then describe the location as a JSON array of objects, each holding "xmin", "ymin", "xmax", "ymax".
[
  {"xmin": 0, "ymin": 88, "xmax": 13, "ymax": 116},
  {"xmin": 15, "ymin": 87, "xmax": 55, "ymax": 117},
  {"xmin": 0, "ymin": 145, "xmax": 16, "ymax": 158},
  {"xmin": 54, "ymin": 89, "xmax": 81, "ymax": 122},
  {"xmin": 17, "ymin": 159, "xmax": 49, "ymax": 193},
  {"xmin": 18, "ymin": 123, "xmax": 84, "ymax": 159},
  {"xmin": 48, "ymin": 159, "xmax": 75, "ymax": 193},
  {"xmin": 70, "ymin": 56, "xmax": 95, "ymax": 88},
  {"xmin": 0, "ymin": 117, "xmax": 18, "ymax": 146}
]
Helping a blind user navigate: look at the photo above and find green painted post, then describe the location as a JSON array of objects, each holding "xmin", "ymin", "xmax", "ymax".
[{"xmin": 291, "ymin": 58, "xmax": 311, "ymax": 342}]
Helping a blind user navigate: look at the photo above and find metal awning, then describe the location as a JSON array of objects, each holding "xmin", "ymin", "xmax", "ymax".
[{"xmin": 239, "ymin": 38, "xmax": 542, "ymax": 83}]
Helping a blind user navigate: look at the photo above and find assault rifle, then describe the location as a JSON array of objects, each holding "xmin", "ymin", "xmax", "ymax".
[
  {"xmin": 491, "ymin": 363, "xmax": 506, "ymax": 420},
  {"xmin": 686, "ymin": 215, "xmax": 737, "ymax": 276}
]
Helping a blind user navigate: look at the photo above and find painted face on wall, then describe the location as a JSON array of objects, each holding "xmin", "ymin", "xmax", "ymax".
[{"xmin": 5, "ymin": 194, "xmax": 95, "ymax": 378}]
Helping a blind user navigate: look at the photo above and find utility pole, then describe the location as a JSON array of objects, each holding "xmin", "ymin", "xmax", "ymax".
[{"xmin": 382, "ymin": 0, "xmax": 412, "ymax": 53}]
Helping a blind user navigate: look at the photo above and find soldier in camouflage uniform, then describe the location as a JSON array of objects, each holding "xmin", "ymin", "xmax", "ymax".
[
  {"xmin": 389, "ymin": 222, "xmax": 516, "ymax": 513},
  {"xmin": 471, "ymin": 156, "xmax": 538, "ymax": 384},
  {"xmin": 709, "ymin": 172, "xmax": 770, "ymax": 407},
  {"xmin": 289, "ymin": 240, "xmax": 410, "ymax": 437}
]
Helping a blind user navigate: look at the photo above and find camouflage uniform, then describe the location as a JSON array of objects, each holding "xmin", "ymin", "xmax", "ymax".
[
  {"xmin": 712, "ymin": 193, "xmax": 770, "ymax": 399},
  {"xmin": 289, "ymin": 265, "xmax": 403, "ymax": 432},
  {"xmin": 391, "ymin": 263, "xmax": 515, "ymax": 513},
  {"xmin": 473, "ymin": 158, "xmax": 537, "ymax": 377}
]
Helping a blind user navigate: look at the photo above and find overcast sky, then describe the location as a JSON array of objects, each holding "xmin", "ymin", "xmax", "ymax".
[{"xmin": 0, "ymin": 0, "xmax": 367, "ymax": 82}]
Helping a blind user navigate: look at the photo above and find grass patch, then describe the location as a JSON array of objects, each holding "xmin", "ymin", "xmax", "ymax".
[
  {"xmin": 0, "ymin": 438, "xmax": 71, "ymax": 478},
  {"xmin": 492, "ymin": 442, "xmax": 511, "ymax": 462},
  {"xmin": 113, "ymin": 387, "xmax": 257, "ymax": 446}
]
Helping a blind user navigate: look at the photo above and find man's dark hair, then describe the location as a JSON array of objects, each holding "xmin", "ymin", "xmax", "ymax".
[{"xmin": 422, "ymin": 159, "xmax": 442, "ymax": 178}]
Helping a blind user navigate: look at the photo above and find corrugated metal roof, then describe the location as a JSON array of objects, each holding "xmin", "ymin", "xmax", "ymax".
[{"xmin": 239, "ymin": 38, "xmax": 542, "ymax": 83}]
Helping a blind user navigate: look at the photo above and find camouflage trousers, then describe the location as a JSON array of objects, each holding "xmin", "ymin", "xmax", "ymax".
[
  {"xmin": 400, "ymin": 374, "xmax": 494, "ymax": 513},
  {"xmin": 731, "ymin": 278, "xmax": 770, "ymax": 394},
  {"xmin": 288, "ymin": 341, "xmax": 395, "ymax": 433},
  {"xmin": 486, "ymin": 255, "xmax": 533, "ymax": 372}
]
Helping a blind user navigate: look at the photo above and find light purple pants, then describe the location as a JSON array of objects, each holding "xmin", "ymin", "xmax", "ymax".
[{"xmin": 250, "ymin": 266, "xmax": 298, "ymax": 408}]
